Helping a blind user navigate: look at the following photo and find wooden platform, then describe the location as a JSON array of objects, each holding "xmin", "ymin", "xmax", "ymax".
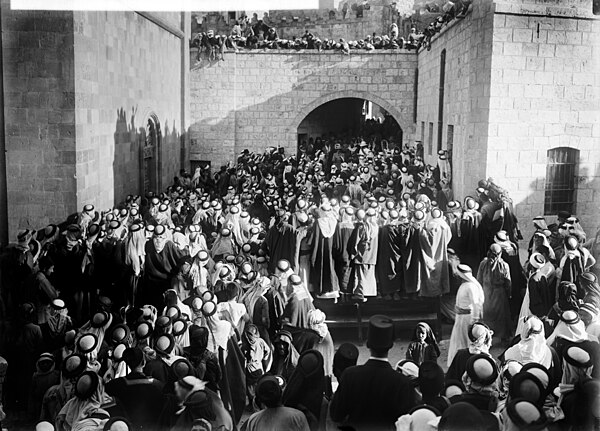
[{"xmin": 314, "ymin": 296, "xmax": 442, "ymax": 343}]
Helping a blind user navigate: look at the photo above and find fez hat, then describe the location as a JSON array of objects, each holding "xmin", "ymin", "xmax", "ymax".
[
  {"xmin": 367, "ymin": 315, "xmax": 394, "ymax": 350},
  {"xmin": 333, "ymin": 342, "xmax": 359, "ymax": 372}
]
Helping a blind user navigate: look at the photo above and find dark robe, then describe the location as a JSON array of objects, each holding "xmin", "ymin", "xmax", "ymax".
[
  {"xmin": 143, "ymin": 241, "xmax": 187, "ymax": 309},
  {"xmin": 401, "ymin": 224, "xmax": 426, "ymax": 295},
  {"xmin": 218, "ymin": 335, "xmax": 246, "ymax": 425},
  {"xmin": 377, "ymin": 224, "xmax": 403, "ymax": 295},
  {"xmin": 310, "ymin": 217, "xmax": 339, "ymax": 297},
  {"xmin": 528, "ymin": 264, "xmax": 556, "ymax": 318},
  {"xmin": 264, "ymin": 221, "xmax": 306, "ymax": 274},
  {"xmin": 332, "ymin": 222, "xmax": 355, "ymax": 294},
  {"xmin": 460, "ymin": 210, "xmax": 483, "ymax": 272},
  {"xmin": 445, "ymin": 348, "xmax": 474, "ymax": 382}
]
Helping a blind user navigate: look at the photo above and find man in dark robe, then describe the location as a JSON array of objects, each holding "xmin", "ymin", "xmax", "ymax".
[
  {"xmin": 460, "ymin": 197, "xmax": 483, "ymax": 271},
  {"xmin": 377, "ymin": 214, "xmax": 403, "ymax": 300},
  {"xmin": 332, "ymin": 207, "xmax": 356, "ymax": 296},
  {"xmin": 311, "ymin": 204, "xmax": 340, "ymax": 300},
  {"xmin": 263, "ymin": 210, "xmax": 307, "ymax": 274},
  {"xmin": 106, "ymin": 347, "xmax": 165, "ymax": 429},
  {"xmin": 143, "ymin": 225, "xmax": 187, "ymax": 309},
  {"xmin": 400, "ymin": 212, "xmax": 427, "ymax": 296}
]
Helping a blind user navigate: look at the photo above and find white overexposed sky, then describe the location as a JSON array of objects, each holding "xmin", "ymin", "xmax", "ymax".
[{"xmin": 11, "ymin": 0, "xmax": 319, "ymax": 11}]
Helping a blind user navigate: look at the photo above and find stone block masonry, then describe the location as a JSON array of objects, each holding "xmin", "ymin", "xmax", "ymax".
[
  {"xmin": 2, "ymin": 3, "xmax": 77, "ymax": 236},
  {"xmin": 2, "ymin": 6, "xmax": 187, "ymax": 239},
  {"xmin": 488, "ymin": 0, "xmax": 600, "ymax": 240},
  {"xmin": 189, "ymin": 50, "xmax": 417, "ymax": 170}
]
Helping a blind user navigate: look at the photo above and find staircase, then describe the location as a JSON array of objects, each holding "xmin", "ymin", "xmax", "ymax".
[{"xmin": 314, "ymin": 296, "xmax": 442, "ymax": 344}]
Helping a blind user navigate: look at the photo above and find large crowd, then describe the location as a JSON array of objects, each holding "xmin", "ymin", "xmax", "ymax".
[
  {"xmin": 0, "ymin": 123, "xmax": 599, "ymax": 431},
  {"xmin": 192, "ymin": 0, "xmax": 473, "ymax": 62}
]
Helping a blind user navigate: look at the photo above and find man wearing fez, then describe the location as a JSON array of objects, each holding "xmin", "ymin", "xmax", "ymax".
[{"xmin": 330, "ymin": 315, "xmax": 415, "ymax": 430}]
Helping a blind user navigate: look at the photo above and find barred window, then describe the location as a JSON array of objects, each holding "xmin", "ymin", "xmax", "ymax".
[
  {"xmin": 544, "ymin": 147, "xmax": 579, "ymax": 215},
  {"xmin": 428, "ymin": 122, "xmax": 434, "ymax": 156}
]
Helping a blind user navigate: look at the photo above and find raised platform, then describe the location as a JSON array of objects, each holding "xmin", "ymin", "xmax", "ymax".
[{"xmin": 314, "ymin": 296, "xmax": 442, "ymax": 344}]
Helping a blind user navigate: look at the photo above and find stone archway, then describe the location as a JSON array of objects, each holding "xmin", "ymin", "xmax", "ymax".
[{"xmin": 286, "ymin": 90, "xmax": 408, "ymax": 153}]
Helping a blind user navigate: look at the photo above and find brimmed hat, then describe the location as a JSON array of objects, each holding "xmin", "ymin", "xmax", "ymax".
[
  {"xmin": 466, "ymin": 354, "xmax": 498, "ymax": 386},
  {"xmin": 77, "ymin": 333, "xmax": 98, "ymax": 354},
  {"xmin": 155, "ymin": 334, "xmax": 175, "ymax": 356},
  {"xmin": 75, "ymin": 371, "xmax": 99, "ymax": 399}
]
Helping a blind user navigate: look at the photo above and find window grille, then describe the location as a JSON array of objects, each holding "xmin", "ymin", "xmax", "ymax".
[{"xmin": 544, "ymin": 147, "xmax": 579, "ymax": 215}]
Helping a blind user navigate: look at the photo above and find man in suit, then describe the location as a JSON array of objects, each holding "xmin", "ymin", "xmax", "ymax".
[
  {"xmin": 105, "ymin": 347, "xmax": 165, "ymax": 429},
  {"xmin": 330, "ymin": 315, "xmax": 416, "ymax": 430}
]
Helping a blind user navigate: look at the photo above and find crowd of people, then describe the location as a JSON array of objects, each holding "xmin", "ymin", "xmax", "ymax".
[
  {"xmin": 191, "ymin": 0, "xmax": 473, "ymax": 62},
  {"xmin": 0, "ymin": 125, "xmax": 599, "ymax": 430}
]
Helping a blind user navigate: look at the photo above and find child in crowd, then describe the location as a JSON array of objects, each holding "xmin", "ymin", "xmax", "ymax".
[{"xmin": 406, "ymin": 322, "xmax": 440, "ymax": 365}]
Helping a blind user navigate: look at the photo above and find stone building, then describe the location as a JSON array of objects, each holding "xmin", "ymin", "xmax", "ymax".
[{"xmin": 1, "ymin": 0, "xmax": 599, "ymax": 244}]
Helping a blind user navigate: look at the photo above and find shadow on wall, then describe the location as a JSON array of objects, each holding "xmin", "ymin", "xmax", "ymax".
[
  {"xmin": 513, "ymin": 165, "xmax": 600, "ymax": 263},
  {"xmin": 112, "ymin": 107, "xmax": 182, "ymax": 205}
]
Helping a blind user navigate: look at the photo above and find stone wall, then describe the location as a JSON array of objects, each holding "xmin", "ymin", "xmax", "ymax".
[
  {"xmin": 72, "ymin": 11, "xmax": 185, "ymax": 209},
  {"xmin": 2, "ymin": 8, "xmax": 187, "ymax": 237},
  {"xmin": 2, "ymin": 4, "xmax": 77, "ymax": 236},
  {"xmin": 488, "ymin": 0, "xmax": 600, "ymax": 238},
  {"xmin": 189, "ymin": 50, "xmax": 417, "ymax": 169},
  {"xmin": 416, "ymin": 0, "xmax": 496, "ymax": 202}
]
